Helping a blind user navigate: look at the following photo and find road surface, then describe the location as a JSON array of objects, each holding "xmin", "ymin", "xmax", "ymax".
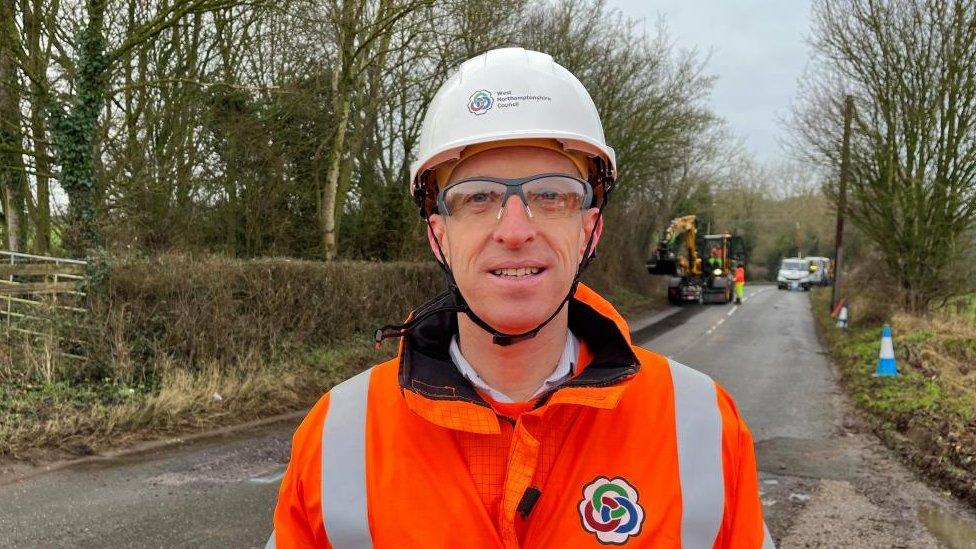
[
  {"xmin": 2, "ymin": 286, "xmax": 975, "ymax": 547},
  {"xmin": 637, "ymin": 287, "xmax": 976, "ymax": 548}
]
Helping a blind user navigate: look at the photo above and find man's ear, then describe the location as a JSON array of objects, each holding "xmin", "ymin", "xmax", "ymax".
[
  {"xmin": 427, "ymin": 214, "xmax": 449, "ymax": 264},
  {"xmin": 580, "ymin": 208, "xmax": 603, "ymax": 260}
]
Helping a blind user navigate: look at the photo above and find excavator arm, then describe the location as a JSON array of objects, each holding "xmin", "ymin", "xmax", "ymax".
[{"xmin": 647, "ymin": 215, "xmax": 702, "ymax": 276}]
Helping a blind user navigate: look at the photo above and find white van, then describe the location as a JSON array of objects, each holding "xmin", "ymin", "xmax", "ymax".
[{"xmin": 777, "ymin": 258, "xmax": 813, "ymax": 290}]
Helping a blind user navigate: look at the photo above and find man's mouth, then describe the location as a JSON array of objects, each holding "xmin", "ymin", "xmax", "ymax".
[{"xmin": 490, "ymin": 267, "xmax": 544, "ymax": 278}]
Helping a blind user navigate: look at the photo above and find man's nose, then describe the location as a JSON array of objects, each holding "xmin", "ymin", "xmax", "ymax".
[{"xmin": 492, "ymin": 195, "xmax": 536, "ymax": 247}]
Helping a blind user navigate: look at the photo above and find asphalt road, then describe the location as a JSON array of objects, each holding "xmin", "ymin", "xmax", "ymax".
[
  {"xmin": 0, "ymin": 421, "xmax": 293, "ymax": 548},
  {"xmin": 637, "ymin": 286, "xmax": 976, "ymax": 548},
  {"xmin": 637, "ymin": 286, "xmax": 839, "ymax": 443},
  {"xmin": 2, "ymin": 286, "xmax": 975, "ymax": 547}
]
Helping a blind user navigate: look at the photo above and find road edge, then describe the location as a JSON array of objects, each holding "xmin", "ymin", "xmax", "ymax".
[
  {"xmin": 0, "ymin": 304, "xmax": 680, "ymax": 487},
  {"xmin": 0, "ymin": 409, "xmax": 306, "ymax": 487}
]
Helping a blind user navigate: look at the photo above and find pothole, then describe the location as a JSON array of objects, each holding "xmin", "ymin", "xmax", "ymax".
[{"xmin": 755, "ymin": 437, "xmax": 866, "ymax": 481}]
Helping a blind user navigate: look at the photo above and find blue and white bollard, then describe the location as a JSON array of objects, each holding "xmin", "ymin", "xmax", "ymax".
[
  {"xmin": 836, "ymin": 305, "xmax": 849, "ymax": 329},
  {"xmin": 874, "ymin": 324, "xmax": 898, "ymax": 377}
]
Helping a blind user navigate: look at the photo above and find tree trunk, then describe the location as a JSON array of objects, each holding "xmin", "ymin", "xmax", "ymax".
[
  {"xmin": 50, "ymin": 0, "xmax": 109, "ymax": 256},
  {"xmin": 333, "ymin": 20, "xmax": 392, "ymax": 241},
  {"xmin": 321, "ymin": 88, "xmax": 351, "ymax": 260},
  {"xmin": 320, "ymin": 0, "xmax": 359, "ymax": 260},
  {"xmin": 2, "ymin": 191, "xmax": 23, "ymax": 252},
  {"xmin": 22, "ymin": 0, "xmax": 52, "ymax": 254},
  {"xmin": 0, "ymin": 0, "xmax": 28, "ymax": 252},
  {"xmin": 30, "ymin": 107, "xmax": 51, "ymax": 254}
]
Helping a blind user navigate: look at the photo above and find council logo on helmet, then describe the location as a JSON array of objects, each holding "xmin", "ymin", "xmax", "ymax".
[
  {"xmin": 467, "ymin": 89, "xmax": 493, "ymax": 115},
  {"xmin": 578, "ymin": 477, "xmax": 645, "ymax": 544}
]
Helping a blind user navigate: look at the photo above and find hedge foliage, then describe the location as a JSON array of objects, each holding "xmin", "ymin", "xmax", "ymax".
[{"xmin": 90, "ymin": 255, "xmax": 443, "ymax": 380}]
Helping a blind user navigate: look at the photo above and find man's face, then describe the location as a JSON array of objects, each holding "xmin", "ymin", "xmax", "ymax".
[{"xmin": 427, "ymin": 146, "xmax": 602, "ymax": 334}]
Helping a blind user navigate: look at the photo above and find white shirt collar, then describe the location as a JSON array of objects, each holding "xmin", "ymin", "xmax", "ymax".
[{"xmin": 449, "ymin": 331, "xmax": 579, "ymax": 404}]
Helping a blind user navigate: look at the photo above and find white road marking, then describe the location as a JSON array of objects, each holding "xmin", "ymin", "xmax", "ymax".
[
  {"xmin": 707, "ymin": 285, "xmax": 774, "ymax": 332},
  {"xmin": 705, "ymin": 317, "xmax": 726, "ymax": 336},
  {"xmin": 249, "ymin": 470, "xmax": 285, "ymax": 484},
  {"xmin": 660, "ymin": 285, "xmax": 776, "ymax": 353}
]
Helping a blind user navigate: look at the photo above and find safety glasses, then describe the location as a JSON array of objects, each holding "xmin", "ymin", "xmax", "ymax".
[{"xmin": 436, "ymin": 173, "xmax": 593, "ymax": 222}]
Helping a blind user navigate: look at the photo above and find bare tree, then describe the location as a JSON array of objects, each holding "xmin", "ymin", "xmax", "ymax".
[
  {"xmin": 19, "ymin": 0, "xmax": 61, "ymax": 253},
  {"xmin": 316, "ymin": 0, "xmax": 431, "ymax": 260},
  {"xmin": 2, "ymin": 0, "xmax": 732, "ymax": 279},
  {"xmin": 0, "ymin": 0, "xmax": 29, "ymax": 251},
  {"xmin": 791, "ymin": 0, "xmax": 976, "ymax": 312},
  {"xmin": 47, "ymin": 0, "xmax": 252, "ymax": 256}
]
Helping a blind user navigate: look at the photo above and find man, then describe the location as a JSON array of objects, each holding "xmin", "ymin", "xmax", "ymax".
[
  {"xmin": 267, "ymin": 48, "xmax": 772, "ymax": 548},
  {"xmin": 707, "ymin": 247, "xmax": 724, "ymax": 272},
  {"xmin": 735, "ymin": 263, "xmax": 746, "ymax": 305}
]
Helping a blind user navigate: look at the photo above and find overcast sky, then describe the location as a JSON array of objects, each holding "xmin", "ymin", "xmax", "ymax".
[{"xmin": 604, "ymin": 0, "xmax": 814, "ymax": 166}]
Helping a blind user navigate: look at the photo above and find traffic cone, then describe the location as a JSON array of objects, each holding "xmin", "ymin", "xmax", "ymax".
[
  {"xmin": 836, "ymin": 305, "xmax": 849, "ymax": 329},
  {"xmin": 874, "ymin": 324, "xmax": 898, "ymax": 377}
]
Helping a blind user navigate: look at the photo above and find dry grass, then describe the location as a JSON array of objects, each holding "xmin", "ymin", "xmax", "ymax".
[
  {"xmin": 891, "ymin": 312, "xmax": 976, "ymax": 399},
  {"xmin": 1, "ymin": 342, "xmax": 386, "ymax": 459}
]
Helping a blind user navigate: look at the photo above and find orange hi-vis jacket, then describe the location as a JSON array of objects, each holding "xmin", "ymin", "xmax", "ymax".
[
  {"xmin": 734, "ymin": 267, "xmax": 746, "ymax": 284},
  {"xmin": 268, "ymin": 284, "xmax": 773, "ymax": 548}
]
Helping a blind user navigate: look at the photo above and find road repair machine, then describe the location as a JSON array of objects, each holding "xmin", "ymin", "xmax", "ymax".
[{"xmin": 646, "ymin": 215, "xmax": 746, "ymax": 305}]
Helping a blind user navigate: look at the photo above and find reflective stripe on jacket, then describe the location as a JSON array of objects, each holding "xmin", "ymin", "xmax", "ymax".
[{"xmin": 269, "ymin": 284, "xmax": 773, "ymax": 548}]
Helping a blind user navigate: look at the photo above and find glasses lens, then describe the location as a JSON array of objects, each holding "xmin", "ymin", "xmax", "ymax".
[
  {"xmin": 522, "ymin": 176, "xmax": 588, "ymax": 218},
  {"xmin": 443, "ymin": 180, "xmax": 506, "ymax": 219}
]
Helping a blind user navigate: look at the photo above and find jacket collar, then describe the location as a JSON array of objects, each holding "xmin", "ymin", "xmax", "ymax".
[{"xmin": 397, "ymin": 283, "xmax": 640, "ymax": 433}]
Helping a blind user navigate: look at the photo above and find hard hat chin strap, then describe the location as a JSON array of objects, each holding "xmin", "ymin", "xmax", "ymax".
[{"xmin": 374, "ymin": 200, "xmax": 605, "ymax": 348}]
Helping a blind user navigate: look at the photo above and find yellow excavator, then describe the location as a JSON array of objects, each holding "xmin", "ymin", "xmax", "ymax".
[{"xmin": 646, "ymin": 215, "xmax": 746, "ymax": 305}]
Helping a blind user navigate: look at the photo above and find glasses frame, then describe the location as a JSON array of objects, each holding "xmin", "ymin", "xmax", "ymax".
[{"xmin": 435, "ymin": 173, "xmax": 594, "ymax": 220}]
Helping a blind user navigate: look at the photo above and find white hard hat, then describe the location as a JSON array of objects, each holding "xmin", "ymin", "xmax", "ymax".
[{"xmin": 410, "ymin": 47, "xmax": 616, "ymax": 213}]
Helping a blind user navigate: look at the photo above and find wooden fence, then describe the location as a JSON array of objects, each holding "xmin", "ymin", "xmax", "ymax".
[{"xmin": 1, "ymin": 250, "xmax": 88, "ymax": 360}]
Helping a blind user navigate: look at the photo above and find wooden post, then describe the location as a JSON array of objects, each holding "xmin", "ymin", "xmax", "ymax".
[{"xmin": 831, "ymin": 95, "xmax": 853, "ymax": 311}]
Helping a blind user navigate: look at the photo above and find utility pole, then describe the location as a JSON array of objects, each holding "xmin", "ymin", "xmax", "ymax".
[
  {"xmin": 795, "ymin": 221, "xmax": 802, "ymax": 257},
  {"xmin": 831, "ymin": 95, "xmax": 853, "ymax": 310}
]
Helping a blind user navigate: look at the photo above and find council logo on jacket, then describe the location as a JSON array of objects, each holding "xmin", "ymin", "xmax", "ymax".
[{"xmin": 578, "ymin": 477, "xmax": 645, "ymax": 544}]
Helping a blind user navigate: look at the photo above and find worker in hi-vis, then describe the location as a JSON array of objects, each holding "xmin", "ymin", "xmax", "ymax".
[
  {"xmin": 735, "ymin": 263, "xmax": 747, "ymax": 305},
  {"xmin": 707, "ymin": 247, "xmax": 724, "ymax": 271},
  {"xmin": 266, "ymin": 48, "xmax": 774, "ymax": 549}
]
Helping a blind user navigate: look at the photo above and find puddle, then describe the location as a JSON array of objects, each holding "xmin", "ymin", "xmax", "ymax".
[{"xmin": 918, "ymin": 506, "xmax": 976, "ymax": 549}]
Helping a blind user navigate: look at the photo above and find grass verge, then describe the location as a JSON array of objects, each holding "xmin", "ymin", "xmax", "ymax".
[
  {"xmin": 810, "ymin": 288, "xmax": 976, "ymax": 506},
  {"xmin": 597, "ymin": 282, "xmax": 667, "ymax": 318},
  {"xmin": 0, "ymin": 340, "xmax": 388, "ymax": 461}
]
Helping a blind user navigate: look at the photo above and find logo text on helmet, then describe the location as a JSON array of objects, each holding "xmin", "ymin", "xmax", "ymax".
[
  {"xmin": 578, "ymin": 477, "xmax": 645, "ymax": 544},
  {"xmin": 467, "ymin": 90, "xmax": 493, "ymax": 115}
]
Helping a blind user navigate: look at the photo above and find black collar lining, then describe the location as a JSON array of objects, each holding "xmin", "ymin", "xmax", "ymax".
[{"xmin": 398, "ymin": 292, "xmax": 640, "ymax": 408}]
